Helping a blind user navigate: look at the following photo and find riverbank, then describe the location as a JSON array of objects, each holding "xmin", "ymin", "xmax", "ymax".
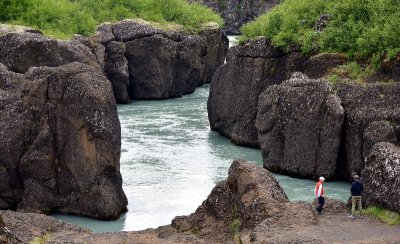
[{"xmin": 1, "ymin": 160, "xmax": 399, "ymax": 243}]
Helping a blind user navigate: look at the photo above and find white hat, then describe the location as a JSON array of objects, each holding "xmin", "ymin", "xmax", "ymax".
[{"xmin": 319, "ymin": 176, "xmax": 325, "ymax": 181}]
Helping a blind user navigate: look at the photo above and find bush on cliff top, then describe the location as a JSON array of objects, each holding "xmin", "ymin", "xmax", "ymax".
[
  {"xmin": 240, "ymin": 0, "xmax": 400, "ymax": 62},
  {"xmin": 0, "ymin": 0, "xmax": 223, "ymax": 38}
]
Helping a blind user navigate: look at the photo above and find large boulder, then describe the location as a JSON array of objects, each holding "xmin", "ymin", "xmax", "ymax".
[
  {"xmin": 171, "ymin": 160, "xmax": 288, "ymax": 242},
  {"xmin": 335, "ymin": 82, "xmax": 400, "ymax": 179},
  {"xmin": 189, "ymin": 0, "xmax": 279, "ymax": 34},
  {"xmin": 208, "ymin": 38, "xmax": 348, "ymax": 148},
  {"xmin": 363, "ymin": 142, "xmax": 400, "ymax": 213},
  {"xmin": 0, "ymin": 31, "xmax": 61, "ymax": 73},
  {"xmin": 0, "ymin": 25, "xmax": 101, "ymax": 74},
  {"xmin": 0, "ymin": 62, "xmax": 127, "ymax": 220},
  {"xmin": 208, "ymin": 38, "xmax": 309, "ymax": 147},
  {"xmin": 256, "ymin": 73, "xmax": 344, "ymax": 179},
  {"xmin": 125, "ymin": 33, "xmax": 205, "ymax": 99}
]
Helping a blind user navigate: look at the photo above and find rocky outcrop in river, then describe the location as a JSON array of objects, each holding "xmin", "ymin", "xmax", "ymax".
[
  {"xmin": 0, "ymin": 27, "xmax": 127, "ymax": 220},
  {"xmin": 208, "ymin": 36, "xmax": 400, "ymax": 181},
  {"xmin": 86, "ymin": 20, "xmax": 228, "ymax": 102},
  {"xmin": 208, "ymin": 38, "xmax": 346, "ymax": 148},
  {"xmin": 256, "ymin": 73, "xmax": 344, "ymax": 179},
  {"xmin": 190, "ymin": 0, "xmax": 279, "ymax": 34}
]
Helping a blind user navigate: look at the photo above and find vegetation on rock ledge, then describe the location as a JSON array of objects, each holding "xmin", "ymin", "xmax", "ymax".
[
  {"xmin": 240, "ymin": 0, "xmax": 400, "ymax": 65},
  {"xmin": 0, "ymin": 0, "xmax": 223, "ymax": 38},
  {"xmin": 362, "ymin": 206, "xmax": 400, "ymax": 225}
]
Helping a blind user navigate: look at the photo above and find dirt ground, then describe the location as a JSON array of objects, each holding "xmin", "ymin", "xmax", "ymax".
[{"xmin": 244, "ymin": 200, "xmax": 400, "ymax": 243}]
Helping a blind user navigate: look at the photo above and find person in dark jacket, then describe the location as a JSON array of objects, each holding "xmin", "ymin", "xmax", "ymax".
[{"xmin": 351, "ymin": 175, "xmax": 363, "ymax": 215}]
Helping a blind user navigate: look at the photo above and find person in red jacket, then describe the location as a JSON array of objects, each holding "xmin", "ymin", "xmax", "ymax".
[{"xmin": 315, "ymin": 176, "xmax": 325, "ymax": 214}]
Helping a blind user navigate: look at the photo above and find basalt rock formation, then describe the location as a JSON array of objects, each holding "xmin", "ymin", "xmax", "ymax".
[
  {"xmin": 171, "ymin": 159, "xmax": 289, "ymax": 242},
  {"xmin": 0, "ymin": 26, "xmax": 127, "ymax": 219},
  {"xmin": 334, "ymin": 82, "xmax": 400, "ymax": 178},
  {"xmin": 363, "ymin": 142, "xmax": 400, "ymax": 213},
  {"xmin": 208, "ymin": 36, "xmax": 400, "ymax": 181},
  {"xmin": 0, "ymin": 26, "xmax": 100, "ymax": 74},
  {"xmin": 190, "ymin": 0, "xmax": 280, "ymax": 34},
  {"xmin": 85, "ymin": 19, "xmax": 228, "ymax": 102},
  {"xmin": 256, "ymin": 73, "xmax": 344, "ymax": 179},
  {"xmin": 207, "ymin": 38, "xmax": 346, "ymax": 148}
]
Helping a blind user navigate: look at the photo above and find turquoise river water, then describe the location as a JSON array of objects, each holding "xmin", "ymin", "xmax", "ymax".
[{"xmin": 53, "ymin": 84, "xmax": 350, "ymax": 233}]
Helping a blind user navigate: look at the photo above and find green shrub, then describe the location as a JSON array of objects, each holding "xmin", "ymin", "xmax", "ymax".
[
  {"xmin": 240, "ymin": 0, "xmax": 400, "ymax": 62},
  {"xmin": 30, "ymin": 233, "xmax": 51, "ymax": 244},
  {"xmin": 362, "ymin": 206, "xmax": 400, "ymax": 225},
  {"xmin": 230, "ymin": 218, "xmax": 242, "ymax": 244},
  {"xmin": 0, "ymin": 0, "xmax": 223, "ymax": 38},
  {"xmin": 328, "ymin": 61, "xmax": 375, "ymax": 83}
]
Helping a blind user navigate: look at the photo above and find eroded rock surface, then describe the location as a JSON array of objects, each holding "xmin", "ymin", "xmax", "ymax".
[
  {"xmin": 335, "ymin": 82, "xmax": 400, "ymax": 178},
  {"xmin": 0, "ymin": 26, "xmax": 100, "ymax": 74},
  {"xmin": 172, "ymin": 160, "xmax": 288, "ymax": 241},
  {"xmin": 208, "ymin": 38, "xmax": 308, "ymax": 147},
  {"xmin": 0, "ymin": 62, "xmax": 127, "ymax": 220},
  {"xmin": 95, "ymin": 19, "xmax": 228, "ymax": 101},
  {"xmin": 256, "ymin": 73, "xmax": 344, "ymax": 179},
  {"xmin": 363, "ymin": 142, "xmax": 400, "ymax": 213}
]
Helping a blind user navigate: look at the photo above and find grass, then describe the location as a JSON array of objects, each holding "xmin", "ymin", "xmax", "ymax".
[
  {"xmin": 230, "ymin": 218, "xmax": 242, "ymax": 244},
  {"xmin": 327, "ymin": 61, "xmax": 375, "ymax": 83},
  {"xmin": 362, "ymin": 206, "xmax": 400, "ymax": 225},
  {"xmin": 30, "ymin": 233, "xmax": 51, "ymax": 244},
  {"xmin": 0, "ymin": 0, "xmax": 223, "ymax": 39},
  {"xmin": 239, "ymin": 0, "xmax": 400, "ymax": 66}
]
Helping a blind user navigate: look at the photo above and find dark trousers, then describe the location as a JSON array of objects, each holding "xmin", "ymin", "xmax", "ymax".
[{"xmin": 316, "ymin": 196, "xmax": 325, "ymax": 213}]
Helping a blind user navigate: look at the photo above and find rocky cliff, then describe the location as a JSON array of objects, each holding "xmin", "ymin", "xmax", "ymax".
[
  {"xmin": 256, "ymin": 72, "xmax": 344, "ymax": 179},
  {"xmin": 0, "ymin": 26, "xmax": 127, "ymax": 220},
  {"xmin": 81, "ymin": 19, "xmax": 228, "ymax": 102},
  {"xmin": 190, "ymin": 0, "xmax": 280, "ymax": 34},
  {"xmin": 208, "ymin": 37, "xmax": 400, "ymax": 181},
  {"xmin": 208, "ymin": 38, "xmax": 346, "ymax": 149},
  {"xmin": 363, "ymin": 142, "xmax": 400, "ymax": 213}
]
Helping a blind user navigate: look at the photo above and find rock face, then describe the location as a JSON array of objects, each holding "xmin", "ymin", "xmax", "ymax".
[
  {"xmin": 93, "ymin": 20, "xmax": 228, "ymax": 101},
  {"xmin": 208, "ymin": 36, "xmax": 400, "ymax": 181},
  {"xmin": 0, "ymin": 27, "xmax": 100, "ymax": 74},
  {"xmin": 363, "ymin": 142, "xmax": 400, "ymax": 213},
  {"xmin": 208, "ymin": 38, "xmax": 346, "ymax": 148},
  {"xmin": 256, "ymin": 73, "xmax": 344, "ymax": 179},
  {"xmin": 0, "ymin": 210, "xmax": 90, "ymax": 243},
  {"xmin": 172, "ymin": 160, "xmax": 288, "ymax": 242},
  {"xmin": 0, "ymin": 32, "xmax": 61, "ymax": 73},
  {"xmin": 104, "ymin": 41, "xmax": 130, "ymax": 103},
  {"xmin": 0, "ymin": 61, "xmax": 127, "ymax": 220},
  {"xmin": 190, "ymin": 0, "xmax": 280, "ymax": 34},
  {"xmin": 335, "ymin": 82, "xmax": 400, "ymax": 178}
]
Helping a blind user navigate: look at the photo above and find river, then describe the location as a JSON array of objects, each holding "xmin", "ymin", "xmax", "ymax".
[{"xmin": 53, "ymin": 83, "xmax": 350, "ymax": 233}]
